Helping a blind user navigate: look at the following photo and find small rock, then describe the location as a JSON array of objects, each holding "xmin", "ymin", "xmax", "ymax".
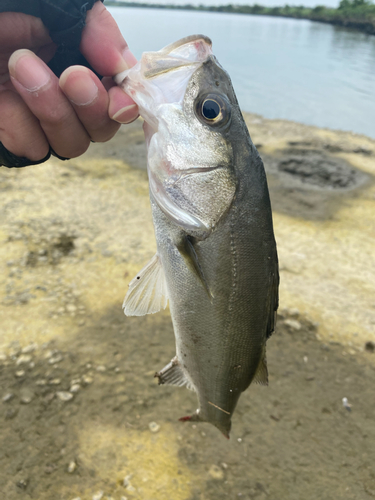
[
  {"xmin": 120, "ymin": 497, "xmax": 128, "ymax": 500},
  {"xmin": 67, "ymin": 461, "xmax": 77, "ymax": 473},
  {"xmin": 82, "ymin": 375, "xmax": 93, "ymax": 385},
  {"xmin": 148, "ymin": 421, "xmax": 160, "ymax": 433},
  {"xmin": 365, "ymin": 341, "xmax": 375, "ymax": 353},
  {"xmin": 56, "ymin": 391, "xmax": 73, "ymax": 402},
  {"xmin": 0, "ymin": 353, "xmax": 7, "ymax": 362},
  {"xmin": 114, "ymin": 367, "xmax": 120, "ymax": 373},
  {"xmin": 29, "ymin": 361, "xmax": 35, "ymax": 369},
  {"xmin": 284, "ymin": 319, "xmax": 302, "ymax": 331},
  {"xmin": 66, "ymin": 304, "xmax": 77, "ymax": 313},
  {"xmin": 36, "ymin": 379, "xmax": 47, "ymax": 386},
  {"xmin": 96, "ymin": 365, "xmax": 106, "ymax": 372},
  {"xmin": 70, "ymin": 384, "xmax": 81, "ymax": 393},
  {"xmin": 49, "ymin": 378, "xmax": 61, "ymax": 385},
  {"xmin": 71, "ymin": 378, "xmax": 81, "ymax": 385},
  {"xmin": 71, "ymin": 498, "xmax": 81, "ymax": 500},
  {"xmin": 2, "ymin": 393, "xmax": 14, "ymax": 403},
  {"xmin": 21, "ymin": 343, "xmax": 37, "ymax": 354},
  {"xmin": 208, "ymin": 464, "xmax": 224, "ymax": 480},
  {"xmin": 49, "ymin": 354, "xmax": 63, "ymax": 365},
  {"xmin": 92, "ymin": 492, "xmax": 104, "ymax": 500},
  {"xmin": 16, "ymin": 478, "xmax": 28, "ymax": 489},
  {"xmin": 15, "ymin": 370, "xmax": 25, "ymax": 377},
  {"xmin": 342, "ymin": 397, "xmax": 352, "ymax": 411},
  {"xmin": 16, "ymin": 354, "xmax": 32, "ymax": 365},
  {"xmin": 123, "ymin": 475, "xmax": 135, "ymax": 491}
]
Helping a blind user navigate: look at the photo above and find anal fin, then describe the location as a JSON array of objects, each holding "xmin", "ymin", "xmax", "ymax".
[{"xmin": 155, "ymin": 357, "xmax": 195, "ymax": 391}]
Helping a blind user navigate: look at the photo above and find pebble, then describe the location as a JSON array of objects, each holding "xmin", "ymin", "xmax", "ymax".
[
  {"xmin": 96, "ymin": 365, "xmax": 106, "ymax": 372},
  {"xmin": 71, "ymin": 498, "xmax": 81, "ymax": 500},
  {"xmin": 15, "ymin": 370, "xmax": 25, "ymax": 377},
  {"xmin": 148, "ymin": 421, "xmax": 160, "ymax": 433},
  {"xmin": 21, "ymin": 343, "xmax": 37, "ymax": 354},
  {"xmin": 92, "ymin": 492, "xmax": 103, "ymax": 500},
  {"xmin": 66, "ymin": 304, "xmax": 77, "ymax": 313},
  {"xmin": 49, "ymin": 378, "xmax": 61, "ymax": 385},
  {"xmin": 20, "ymin": 390, "xmax": 34, "ymax": 404},
  {"xmin": 49, "ymin": 354, "xmax": 63, "ymax": 365},
  {"xmin": 123, "ymin": 475, "xmax": 136, "ymax": 491},
  {"xmin": 208, "ymin": 464, "xmax": 224, "ymax": 480},
  {"xmin": 70, "ymin": 384, "xmax": 81, "ymax": 393},
  {"xmin": 67, "ymin": 461, "xmax": 77, "ymax": 473},
  {"xmin": 2, "ymin": 393, "xmax": 14, "ymax": 403},
  {"xmin": 16, "ymin": 355, "xmax": 32, "ymax": 365},
  {"xmin": 82, "ymin": 375, "xmax": 93, "ymax": 385},
  {"xmin": 365, "ymin": 341, "xmax": 375, "ymax": 353},
  {"xmin": 0, "ymin": 353, "xmax": 7, "ymax": 362},
  {"xmin": 70, "ymin": 378, "xmax": 81, "ymax": 385},
  {"xmin": 36, "ymin": 379, "xmax": 47, "ymax": 386},
  {"xmin": 56, "ymin": 391, "xmax": 73, "ymax": 402},
  {"xmin": 284, "ymin": 319, "xmax": 302, "ymax": 331}
]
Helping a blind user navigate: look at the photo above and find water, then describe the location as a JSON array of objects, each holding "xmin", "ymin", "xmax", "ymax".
[{"xmin": 108, "ymin": 6, "xmax": 375, "ymax": 138}]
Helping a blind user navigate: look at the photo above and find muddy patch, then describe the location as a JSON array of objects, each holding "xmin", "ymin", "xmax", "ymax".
[{"xmin": 262, "ymin": 147, "xmax": 371, "ymax": 220}]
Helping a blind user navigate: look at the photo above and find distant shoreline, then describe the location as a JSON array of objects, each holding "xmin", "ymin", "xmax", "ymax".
[{"xmin": 104, "ymin": 1, "xmax": 375, "ymax": 36}]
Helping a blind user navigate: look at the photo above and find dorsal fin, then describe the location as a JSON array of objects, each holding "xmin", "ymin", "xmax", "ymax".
[{"xmin": 123, "ymin": 254, "xmax": 168, "ymax": 316}]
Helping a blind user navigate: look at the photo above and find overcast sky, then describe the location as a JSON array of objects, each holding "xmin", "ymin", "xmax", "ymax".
[{"xmin": 110, "ymin": 0, "xmax": 340, "ymax": 9}]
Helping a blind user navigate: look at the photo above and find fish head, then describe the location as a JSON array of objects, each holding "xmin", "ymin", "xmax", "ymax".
[{"xmin": 119, "ymin": 35, "xmax": 244, "ymax": 238}]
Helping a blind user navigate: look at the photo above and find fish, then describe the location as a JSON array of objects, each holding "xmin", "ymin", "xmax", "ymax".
[{"xmin": 115, "ymin": 35, "xmax": 279, "ymax": 437}]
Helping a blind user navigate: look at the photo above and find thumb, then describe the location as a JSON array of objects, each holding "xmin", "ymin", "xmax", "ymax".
[{"xmin": 80, "ymin": 2, "xmax": 137, "ymax": 77}]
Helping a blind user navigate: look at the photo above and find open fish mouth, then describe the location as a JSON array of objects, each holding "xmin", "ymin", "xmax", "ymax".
[{"xmin": 114, "ymin": 34, "xmax": 212, "ymax": 85}]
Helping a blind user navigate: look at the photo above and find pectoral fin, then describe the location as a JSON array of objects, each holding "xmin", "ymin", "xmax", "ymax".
[
  {"xmin": 177, "ymin": 236, "xmax": 213, "ymax": 300},
  {"xmin": 123, "ymin": 254, "xmax": 168, "ymax": 316}
]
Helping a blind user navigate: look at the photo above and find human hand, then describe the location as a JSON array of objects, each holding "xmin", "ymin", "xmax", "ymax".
[{"xmin": 0, "ymin": 1, "xmax": 138, "ymax": 163}]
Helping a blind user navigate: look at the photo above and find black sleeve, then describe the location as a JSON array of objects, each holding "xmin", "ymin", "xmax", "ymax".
[{"xmin": 0, "ymin": 0, "xmax": 103, "ymax": 168}]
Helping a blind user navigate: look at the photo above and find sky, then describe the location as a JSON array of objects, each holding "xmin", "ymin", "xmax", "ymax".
[{"xmin": 109, "ymin": 0, "xmax": 341, "ymax": 9}]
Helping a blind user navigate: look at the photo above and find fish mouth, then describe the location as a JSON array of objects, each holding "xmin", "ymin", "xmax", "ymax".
[{"xmin": 142, "ymin": 34, "xmax": 213, "ymax": 79}]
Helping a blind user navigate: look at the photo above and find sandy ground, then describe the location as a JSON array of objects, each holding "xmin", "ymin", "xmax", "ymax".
[{"xmin": 0, "ymin": 114, "xmax": 374, "ymax": 500}]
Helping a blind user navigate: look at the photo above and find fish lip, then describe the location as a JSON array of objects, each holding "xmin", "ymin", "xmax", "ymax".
[{"xmin": 159, "ymin": 34, "xmax": 212, "ymax": 54}]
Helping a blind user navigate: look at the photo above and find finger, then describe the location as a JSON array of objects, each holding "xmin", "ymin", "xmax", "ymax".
[
  {"xmin": 59, "ymin": 66, "xmax": 121, "ymax": 142},
  {"xmin": 9, "ymin": 49, "xmax": 90, "ymax": 158},
  {"xmin": 0, "ymin": 89, "xmax": 49, "ymax": 160},
  {"xmin": 80, "ymin": 2, "xmax": 137, "ymax": 76},
  {"xmin": 108, "ymin": 86, "xmax": 139, "ymax": 124}
]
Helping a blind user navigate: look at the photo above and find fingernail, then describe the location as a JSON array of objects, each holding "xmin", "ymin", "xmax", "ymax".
[
  {"xmin": 112, "ymin": 104, "xmax": 138, "ymax": 123},
  {"xmin": 60, "ymin": 67, "xmax": 98, "ymax": 106},
  {"xmin": 9, "ymin": 49, "xmax": 50, "ymax": 91},
  {"xmin": 122, "ymin": 48, "xmax": 138, "ymax": 70}
]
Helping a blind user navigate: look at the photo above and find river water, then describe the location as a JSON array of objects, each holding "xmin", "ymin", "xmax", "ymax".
[{"xmin": 108, "ymin": 6, "xmax": 375, "ymax": 138}]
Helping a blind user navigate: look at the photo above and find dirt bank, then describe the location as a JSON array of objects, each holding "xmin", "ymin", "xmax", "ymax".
[{"xmin": 0, "ymin": 115, "xmax": 374, "ymax": 500}]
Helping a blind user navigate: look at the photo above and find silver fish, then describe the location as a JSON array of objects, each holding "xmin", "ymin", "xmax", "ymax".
[{"xmin": 117, "ymin": 35, "xmax": 279, "ymax": 437}]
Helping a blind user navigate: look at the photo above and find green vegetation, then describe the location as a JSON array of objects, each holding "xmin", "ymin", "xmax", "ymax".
[{"xmin": 104, "ymin": 0, "xmax": 375, "ymax": 35}]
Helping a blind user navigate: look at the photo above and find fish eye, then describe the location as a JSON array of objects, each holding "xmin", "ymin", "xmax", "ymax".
[
  {"xmin": 195, "ymin": 93, "xmax": 231, "ymax": 128},
  {"xmin": 202, "ymin": 99, "xmax": 220, "ymax": 120}
]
